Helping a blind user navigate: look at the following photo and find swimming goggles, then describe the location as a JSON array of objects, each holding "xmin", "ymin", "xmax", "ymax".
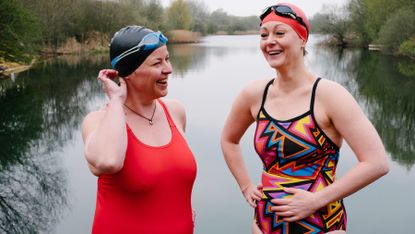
[
  {"xmin": 111, "ymin": 31, "xmax": 168, "ymax": 68},
  {"xmin": 260, "ymin": 5, "xmax": 308, "ymax": 33}
]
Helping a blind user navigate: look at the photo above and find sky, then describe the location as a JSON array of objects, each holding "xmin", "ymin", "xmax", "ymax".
[{"xmin": 160, "ymin": 0, "xmax": 348, "ymax": 17}]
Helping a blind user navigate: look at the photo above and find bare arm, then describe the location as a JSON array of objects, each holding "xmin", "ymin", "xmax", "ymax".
[
  {"xmin": 221, "ymin": 84, "xmax": 263, "ymax": 207},
  {"xmin": 81, "ymin": 69, "xmax": 128, "ymax": 176},
  {"xmin": 272, "ymin": 80, "xmax": 389, "ymax": 221},
  {"xmin": 312, "ymin": 81, "xmax": 389, "ymax": 205}
]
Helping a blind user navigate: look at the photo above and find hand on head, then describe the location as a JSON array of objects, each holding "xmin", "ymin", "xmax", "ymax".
[{"xmin": 97, "ymin": 69, "xmax": 127, "ymax": 102}]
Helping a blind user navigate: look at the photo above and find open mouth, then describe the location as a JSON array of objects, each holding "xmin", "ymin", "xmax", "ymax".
[
  {"xmin": 156, "ymin": 78, "xmax": 168, "ymax": 85},
  {"xmin": 268, "ymin": 50, "xmax": 282, "ymax": 56}
]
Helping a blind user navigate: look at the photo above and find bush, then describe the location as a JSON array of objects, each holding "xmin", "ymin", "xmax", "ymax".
[
  {"xmin": 378, "ymin": 8, "xmax": 415, "ymax": 52},
  {"xmin": 399, "ymin": 38, "xmax": 415, "ymax": 58},
  {"xmin": 0, "ymin": 0, "xmax": 40, "ymax": 62}
]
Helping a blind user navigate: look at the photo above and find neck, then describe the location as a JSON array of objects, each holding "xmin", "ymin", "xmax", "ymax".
[
  {"xmin": 273, "ymin": 65, "xmax": 314, "ymax": 91},
  {"xmin": 125, "ymin": 81, "xmax": 156, "ymax": 107},
  {"xmin": 124, "ymin": 96, "xmax": 157, "ymax": 110},
  {"xmin": 123, "ymin": 100, "xmax": 157, "ymax": 125},
  {"xmin": 276, "ymin": 66, "xmax": 308, "ymax": 81}
]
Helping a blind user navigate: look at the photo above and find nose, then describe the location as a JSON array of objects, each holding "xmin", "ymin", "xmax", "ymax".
[
  {"xmin": 162, "ymin": 61, "xmax": 173, "ymax": 74},
  {"xmin": 267, "ymin": 35, "xmax": 277, "ymax": 45}
]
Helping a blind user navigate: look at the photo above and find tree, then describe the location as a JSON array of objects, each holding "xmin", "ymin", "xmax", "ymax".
[
  {"xmin": 141, "ymin": 0, "xmax": 165, "ymax": 31},
  {"xmin": 347, "ymin": 0, "xmax": 371, "ymax": 45},
  {"xmin": 362, "ymin": 0, "xmax": 407, "ymax": 42},
  {"xmin": 0, "ymin": 0, "xmax": 40, "ymax": 62},
  {"xmin": 312, "ymin": 4, "xmax": 351, "ymax": 47},
  {"xmin": 187, "ymin": 0, "xmax": 210, "ymax": 35},
  {"xmin": 22, "ymin": 0, "xmax": 75, "ymax": 49},
  {"xmin": 166, "ymin": 0, "xmax": 191, "ymax": 30},
  {"xmin": 207, "ymin": 9, "xmax": 230, "ymax": 33},
  {"xmin": 378, "ymin": 8, "xmax": 415, "ymax": 52}
]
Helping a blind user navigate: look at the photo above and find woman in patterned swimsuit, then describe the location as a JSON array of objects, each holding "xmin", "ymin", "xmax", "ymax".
[{"xmin": 221, "ymin": 3, "xmax": 389, "ymax": 234}]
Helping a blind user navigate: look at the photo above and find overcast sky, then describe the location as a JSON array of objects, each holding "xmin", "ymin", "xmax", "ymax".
[{"xmin": 160, "ymin": 0, "xmax": 348, "ymax": 17}]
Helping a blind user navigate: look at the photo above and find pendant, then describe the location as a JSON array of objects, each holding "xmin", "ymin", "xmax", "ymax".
[{"xmin": 149, "ymin": 120, "xmax": 153, "ymax": 125}]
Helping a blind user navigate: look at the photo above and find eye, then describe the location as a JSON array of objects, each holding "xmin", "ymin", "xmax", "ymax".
[
  {"xmin": 260, "ymin": 33, "xmax": 268, "ymax": 38},
  {"xmin": 275, "ymin": 31, "xmax": 285, "ymax": 36},
  {"xmin": 152, "ymin": 61, "xmax": 162, "ymax": 66}
]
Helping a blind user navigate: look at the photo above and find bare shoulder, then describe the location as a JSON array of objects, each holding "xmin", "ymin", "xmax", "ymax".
[
  {"xmin": 160, "ymin": 98, "xmax": 186, "ymax": 117},
  {"xmin": 240, "ymin": 78, "xmax": 273, "ymax": 113},
  {"xmin": 316, "ymin": 78, "xmax": 364, "ymax": 128},
  {"xmin": 316, "ymin": 79, "xmax": 356, "ymax": 107},
  {"xmin": 160, "ymin": 98, "xmax": 186, "ymax": 130},
  {"xmin": 242, "ymin": 78, "xmax": 272, "ymax": 98},
  {"xmin": 317, "ymin": 79, "xmax": 349, "ymax": 95}
]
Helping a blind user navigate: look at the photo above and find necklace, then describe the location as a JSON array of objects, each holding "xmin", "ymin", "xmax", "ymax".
[{"xmin": 124, "ymin": 102, "xmax": 157, "ymax": 125}]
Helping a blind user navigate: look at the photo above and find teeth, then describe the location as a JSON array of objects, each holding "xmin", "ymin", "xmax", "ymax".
[{"xmin": 268, "ymin": 50, "xmax": 281, "ymax": 55}]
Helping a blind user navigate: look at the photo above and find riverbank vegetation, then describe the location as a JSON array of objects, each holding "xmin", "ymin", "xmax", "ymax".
[
  {"xmin": 0, "ymin": 0, "xmax": 258, "ymax": 66},
  {"xmin": 309, "ymin": 0, "xmax": 415, "ymax": 58},
  {"xmin": 2, "ymin": 0, "xmax": 414, "ymax": 73}
]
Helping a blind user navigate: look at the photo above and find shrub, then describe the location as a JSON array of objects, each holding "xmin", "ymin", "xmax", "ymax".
[
  {"xmin": 399, "ymin": 38, "xmax": 415, "ymax": 58},
  {"xmin": 378, "ymin": 8, "xmax": 415, "ymax": 52}
]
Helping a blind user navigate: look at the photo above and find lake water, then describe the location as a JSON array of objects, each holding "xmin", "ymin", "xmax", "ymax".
[{"xmin": 1, "ymin": 35, "xmax": 414, "ymax": 234}]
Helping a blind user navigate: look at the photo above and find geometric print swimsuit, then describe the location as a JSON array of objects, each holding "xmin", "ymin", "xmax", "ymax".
[{"xmin": 254, "ymin": 78, "xmax": 347, "ymax": 233}]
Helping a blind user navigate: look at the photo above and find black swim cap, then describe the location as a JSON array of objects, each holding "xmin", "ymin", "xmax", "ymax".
[{"xmin": 109, "ymin": 25, "xmax": 165, "ymax": 77}]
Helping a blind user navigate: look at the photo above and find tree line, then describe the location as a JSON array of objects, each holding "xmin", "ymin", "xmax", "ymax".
[
  {"xmin": 309, "ymin": 0, "xmax": 415, "ymax": 58},
  {"xmin": 0, "ymin": 0, "xmax": 259, "ymax": 63},
  {"xmin": 2, "ymin": 0, "xmax": 414, "ymax": 64}
]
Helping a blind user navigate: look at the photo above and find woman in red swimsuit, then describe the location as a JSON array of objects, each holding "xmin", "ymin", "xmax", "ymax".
[
  {"xmin": 82, "ymin": 26, "xmax": 197, "ymax": 234},
  {"xmin": 221, "ymin": 3, "xmax": 389, "ymax": 234}
]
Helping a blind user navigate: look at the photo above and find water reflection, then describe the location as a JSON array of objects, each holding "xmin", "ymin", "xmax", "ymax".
[
  {"xmin": 353, "ymin": 51, "xmax": 415, "ymax": 168},
  {"xmin": 1, "ymin": 36, "xmax": 414, "ymax": 233},
  {"xmin": 169, "ymin": 44, "xmax": 208, "ymax": 77},
  {"xmin": 0, "ymin": 55, "xmax": 106, "ymax": 233},
  {"xmin": 310, "ymin": 45, "xmax": 415, "ymax": 168}
]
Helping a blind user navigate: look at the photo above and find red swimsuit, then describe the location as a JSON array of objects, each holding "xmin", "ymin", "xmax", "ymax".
[{"xmin": 92, "ymin": 99, "xmax": 197, "ymax": 234}]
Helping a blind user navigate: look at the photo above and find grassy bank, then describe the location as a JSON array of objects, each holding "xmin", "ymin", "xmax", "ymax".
[
  {"xmin": 0, "ymin": 29, "xmax": 203, "ymax": 78},
  {"xmin": 0, "ymin": 59, "xmax": 33, "ymax": 78}
]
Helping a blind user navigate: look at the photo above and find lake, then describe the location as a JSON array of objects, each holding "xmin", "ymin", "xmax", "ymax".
[{"xmin": 1, "ymin": 35, "xmax": 414, "ymax": 234}]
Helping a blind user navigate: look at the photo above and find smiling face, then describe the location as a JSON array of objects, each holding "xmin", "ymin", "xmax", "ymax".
[
  {"xmin": 127, "ymin": 45, "xmax": 173, "ymax": 99},
  {"xmin": 259, "ymin": 21, "xmax": 305, "ymax": 70}
]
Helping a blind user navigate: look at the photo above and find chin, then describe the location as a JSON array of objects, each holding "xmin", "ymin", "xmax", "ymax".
[
  {"xmin": 268, "ymin": 62, "xmax": 284, "ymax": 70},
  {"xmin": 159, "ymin": 90, "xmax": 168, "ymax": 97},
  {"xmin": 266, "ymin": 58, "xmax": 284, "ymax": 68}
]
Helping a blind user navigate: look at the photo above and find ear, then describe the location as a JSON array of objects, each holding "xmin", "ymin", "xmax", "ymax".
[
  {"xmin": 301, "ymin": 38, "xmax": 307, "ymax": 48},
  {"xmin": 124, "ymin": 72, "xmax": 133, "ymax": 80}
]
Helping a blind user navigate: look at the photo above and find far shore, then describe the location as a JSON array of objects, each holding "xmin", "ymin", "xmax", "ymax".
[{"xmin": 1, "ymin": 31, "xmax": 405, "ymax": 78}]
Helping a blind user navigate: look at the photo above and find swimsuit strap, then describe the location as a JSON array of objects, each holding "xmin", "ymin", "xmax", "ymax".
[
  {"xmin": 258, "ymin": 78, "xmax": 322, "ymax": 119},
  {"xmin": 310, "ymin": 77, "xmax": 322, "ymax": 113},
  {"xmin": 157, "ymin": 99, "xmax": 176, "ymax": 127},
  {"xmin": 257, "ymin": 79, "xmax": 274, "ymax": 119},
  {"xmin": 260, "ymin": 79, "xmax": 275, "ymax": 109}
]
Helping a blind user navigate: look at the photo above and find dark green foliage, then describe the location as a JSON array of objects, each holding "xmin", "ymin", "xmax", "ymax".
[
  {"xmin": 378, "ymin": 8, "xmax": 415, "ymax": 52},
  {"xmin": 399, "ymin": 38, "xmax": 415, "ymax": 59},
  {"xmin": 310, "ymin": 0, "xmax": 415, "ymax": 57},
  {"xmin": 0, "ymin": 0, "xmax": 40, "ymax": 62},
  {"xmin": 346, "ymin": 0, "xmax": 370, "ymax": 45}
]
